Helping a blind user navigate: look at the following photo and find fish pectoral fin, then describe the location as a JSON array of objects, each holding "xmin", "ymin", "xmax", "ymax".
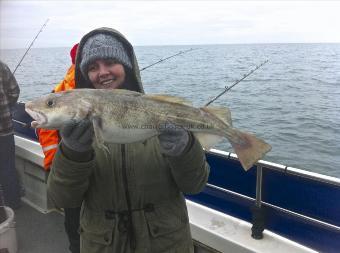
[
  {"xmin": 92, "ymin": 116, "xmax": 109, "ymax": 154},
  {"xmin": 146, "ymin": 94, "xmax": 192, "ymax": 106},
  {"xmin": 193, "ymin": 132, "xmax": 223, "ymax": 150},
  {"xmin": 76, "ymin": 100, "xmax": 93, "ymax": 119},
  {"xmin": 230, "ymin": 129, "xmax": 272, "ymax": 171},
  {"xmin": 201, "ymin": 106, "xmax": 232, "ymax": 126}
]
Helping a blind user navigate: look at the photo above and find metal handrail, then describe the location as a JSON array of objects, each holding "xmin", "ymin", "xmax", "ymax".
[
  {"xmin": 205, "ymin": 183, "xmax": 340, "ymax": 232},
  {"xmin": 207, "ymin": 149, "xmax": 340, "ymax": 187}
]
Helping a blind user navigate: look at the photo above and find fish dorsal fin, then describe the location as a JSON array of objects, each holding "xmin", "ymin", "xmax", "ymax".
[
  {"xmin": 112, "ymin": 89, "xmax": 143, "ymax": 97},
  {"xmin": 193, "ymin": 133, "xmax": 223, "ymax": 150},
  {"xmin": 145, "ymin": 94, "xmax": 192, "ymax": 106},
  {"xmin": 201, "ymin": 106, "xmax": 232, "ymax": 126}
]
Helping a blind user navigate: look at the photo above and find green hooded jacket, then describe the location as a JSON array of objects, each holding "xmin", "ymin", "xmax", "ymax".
[{"xmin": 47, "ymin": 27, "xmax": 210, "ymax": 253}]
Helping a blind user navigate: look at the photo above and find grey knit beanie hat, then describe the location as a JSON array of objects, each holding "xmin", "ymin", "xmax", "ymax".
[{"xmin": 80, "ymin": 33, "xmax": 133, "ymax": 75}]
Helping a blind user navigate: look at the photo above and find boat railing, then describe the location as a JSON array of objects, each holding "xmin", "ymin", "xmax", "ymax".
[
  {"xmin": 209, "ymin": 148, "xmax": 340, "ymax": 186},
  {"xmin": 193, "ymin": 148, "xmax": 340, "ymax": 253}
]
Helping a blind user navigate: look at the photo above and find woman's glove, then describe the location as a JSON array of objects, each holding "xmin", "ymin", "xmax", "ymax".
[
  {"xmin": 60, "ymin": 120, "xmax": 94, "ymax": 152},
  {"xmin": 158, "ymin": 123, "xmax": 191, "ymax": 157}
]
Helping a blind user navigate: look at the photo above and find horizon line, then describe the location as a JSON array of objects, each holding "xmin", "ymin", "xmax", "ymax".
[{"xmin": 1, "ymin": 41, "xmax": 340, "ymax": 50}]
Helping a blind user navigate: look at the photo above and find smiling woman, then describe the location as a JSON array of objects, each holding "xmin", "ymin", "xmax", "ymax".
[
  {"xmin": 79, "ymin": 33, "xmax": 131, "ymax": 90},
  {"xmin": 36, "ymin": 27, "xmax": 211, "ymax": 253},
  {"xmin": 87, "ymin": 59, "xmax": 126, "ymax": 89}
]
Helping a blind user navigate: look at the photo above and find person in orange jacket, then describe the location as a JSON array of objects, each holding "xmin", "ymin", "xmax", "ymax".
[
  {"xmin": 37, "ymin": 43, "xmax": 78, "ymax": 170},
  {"xmin": 36, "ymin": 43, "xmax": 81, "ymax": 253}
]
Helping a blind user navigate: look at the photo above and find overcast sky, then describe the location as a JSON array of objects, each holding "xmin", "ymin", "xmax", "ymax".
[{"xmin": 1, "ymin": 1, "xmax": 340, "ymax": 49}]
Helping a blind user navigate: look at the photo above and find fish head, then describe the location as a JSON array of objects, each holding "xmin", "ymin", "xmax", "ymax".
[{"xmin": 25, "ymin": 91, "xmax": 86, "ymax": 129}]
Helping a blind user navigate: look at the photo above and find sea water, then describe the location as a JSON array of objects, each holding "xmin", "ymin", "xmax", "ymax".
[{"xmin": 1, "ymin": 43, "xmax": 339, "ymax": 177}]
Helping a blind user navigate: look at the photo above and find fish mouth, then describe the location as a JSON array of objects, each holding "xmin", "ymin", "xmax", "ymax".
[{"xmin": 25, "ymin": 107, "xmax": 47, "ymax": 128}]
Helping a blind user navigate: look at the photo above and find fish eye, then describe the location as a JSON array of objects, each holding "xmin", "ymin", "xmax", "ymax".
[{"xmin": 46, "ymin": 99, "xmax": 55, "ymax": 107}]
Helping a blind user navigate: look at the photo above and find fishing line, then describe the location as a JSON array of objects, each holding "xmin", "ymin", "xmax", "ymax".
[{"xmin": 140, "ymin": 47, "xmax": 200, "ymax": 71}]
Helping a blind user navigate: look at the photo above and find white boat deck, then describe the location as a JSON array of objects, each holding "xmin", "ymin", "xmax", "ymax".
[
  {"xmin": 14, "ymin": 202, "xmax": 68, "ymax": 253},
  {"xmin": 187, "ymin": 201, "xmax": 317, "ymax": 253}
]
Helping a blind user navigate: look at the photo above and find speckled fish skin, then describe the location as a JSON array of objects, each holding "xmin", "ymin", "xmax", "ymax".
[{"xmin": 25, "ymin": 89, "xmax": 271, "ymax": 170}]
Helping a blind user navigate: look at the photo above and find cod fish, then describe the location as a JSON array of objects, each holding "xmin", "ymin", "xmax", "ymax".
[{"xmin": 25, "ymin": 89, "xmax": 271, "ymax": 170}]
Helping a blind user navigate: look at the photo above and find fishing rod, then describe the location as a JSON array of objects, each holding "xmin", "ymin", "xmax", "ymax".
[
  {"xmin": 13, "ymin": 19, "xmax": 49, "ymax": 75},
  {"xmin": 204, "ymin": 59, "xmax": 269, "ymax": 106},
  {"xmin": 12, "ymin": 19, "xmax": 50, "ymax": 129},
  {"xmin": 140, "ymin": 47, "xmax": 199, "ymax": 72},
  {"xmin": 12, "ymin": 44, "xmax": 198, "ymax": 128},
  {"xmin": 12, "ymin": 119, "xmax": 31, "ymax": 128}
]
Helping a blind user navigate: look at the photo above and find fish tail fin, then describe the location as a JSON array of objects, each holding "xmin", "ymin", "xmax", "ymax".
[
  {"xmin": 230, "ymin": 129, "xmax": 271, "ymax": 171},
  {"xmin": 201, "ymin": 106, "xmax": 232, "ymax": 126}
]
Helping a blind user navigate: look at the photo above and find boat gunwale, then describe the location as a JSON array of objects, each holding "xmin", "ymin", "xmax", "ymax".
[{"xmin": 207, "ymin": 148, "xmax": 340, "ymax": 187}]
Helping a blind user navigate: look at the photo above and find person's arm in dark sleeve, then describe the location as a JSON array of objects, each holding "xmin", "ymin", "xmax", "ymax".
[
  {"xmin": 47, "ymin": 145, "xmax": 94, "ymax": 208},
  {"xmin": 47, "ymin": 120, "xmax": 94, "ymax": 208},
  {"xmin": 166, "ymin": 135, "xmax": 210, "ymax": 194},
  {"xmin": 158, "ymin": 127, "xmax": 210, "ymax": 194}
]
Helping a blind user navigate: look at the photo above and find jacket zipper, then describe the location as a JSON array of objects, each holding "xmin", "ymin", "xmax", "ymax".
[{"xmin": 121, "ymin": 144, "xmax": 136, "ymax": 250}]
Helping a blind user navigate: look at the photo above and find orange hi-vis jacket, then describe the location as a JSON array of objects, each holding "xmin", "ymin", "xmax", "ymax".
[{"xmin": 36, "ymin": 64, "xmax": 75, "ymax": 170}]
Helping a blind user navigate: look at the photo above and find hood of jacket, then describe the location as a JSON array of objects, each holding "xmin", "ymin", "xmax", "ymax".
[{"xmin": 74, "ymin": 27, "xmax": 144, "ymax": 93}]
